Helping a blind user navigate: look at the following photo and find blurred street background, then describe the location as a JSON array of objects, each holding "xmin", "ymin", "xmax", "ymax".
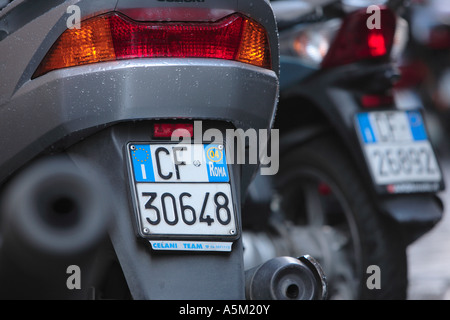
[
  {"xmin": 406, "ymin": 104, "xmax": 450, "ymax": 299},
  {"xmin": 407, "ymin": 146, "xmax": 450, "ymax": 300},
  {"xmin": 391, "ymin": 0, "xmax": 450, "ymax": 300}
]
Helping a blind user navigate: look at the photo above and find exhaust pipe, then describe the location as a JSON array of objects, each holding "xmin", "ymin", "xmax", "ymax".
[
  {"xmin": 0, "ymin": 156, "xmax": 111, "ymax": 299},
  {"xmin": 245, "ymin": 255, "xmax": 327, "ymax": 300}
]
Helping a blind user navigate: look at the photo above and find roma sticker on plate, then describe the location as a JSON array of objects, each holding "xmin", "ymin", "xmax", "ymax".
[
  {"xmin": 356, "ymin": 110, "xmax": 443, "ymax": 194},
  {"xmin": 126, "ymin": 142, "xmax": 238, "ymax": 251}
]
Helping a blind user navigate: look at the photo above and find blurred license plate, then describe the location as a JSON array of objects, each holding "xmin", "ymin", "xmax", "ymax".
[
  {"xmin": 356, "ymin": 111, "xmax": 443, "ymax": 193},
  {"xmin": 127, "ymin": 143, "xmax": 238, "ymax": 242}
]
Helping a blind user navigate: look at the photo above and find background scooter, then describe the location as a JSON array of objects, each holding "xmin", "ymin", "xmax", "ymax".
[{"xmin": 243, "ymin": 0, "xmax": 445, "ymax": 299}]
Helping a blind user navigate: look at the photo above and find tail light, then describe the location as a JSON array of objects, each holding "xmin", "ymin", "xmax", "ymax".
[
  {"xmin": 360, "ymin": 94, "xmax": 394, "ymax": 108},
  {"xmin": 321, "ymin": 6, "xmax": 396, "ymax": 68},
  {"xmin": 33, "ymin": 12, "xmax": 271, "ymax": 78},
  {"xmin": 281, "ymin": 7, "xmax": 405, "ymax": 69}
]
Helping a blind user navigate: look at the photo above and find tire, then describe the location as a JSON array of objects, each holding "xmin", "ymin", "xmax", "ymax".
[{"xmin": 274, "ymin": 133, "xmax": 408, "ymax": 299}]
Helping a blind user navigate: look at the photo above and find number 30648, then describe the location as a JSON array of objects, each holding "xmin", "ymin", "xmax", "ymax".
[{"xmin": 135, "ymin": 183, "xmax": 236, "ymax": 237}]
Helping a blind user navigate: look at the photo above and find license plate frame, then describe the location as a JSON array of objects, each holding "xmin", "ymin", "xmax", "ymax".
[
  {"xmin": 126, "ymin": 141, "xmax": 239, "ymax": 242},
  {"xmin": 355, "ymin": 110, "xmax": 444, "ymax": 194}
]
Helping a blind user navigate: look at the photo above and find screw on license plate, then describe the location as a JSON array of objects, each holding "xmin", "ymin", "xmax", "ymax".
[
  {"xmin": 143, "ymin": 228, "xmax": 150, "ymax": 234},
  {"xmin": 230, "ymin": 229, "xmax": 235, "ymax": 235},
  {"xmin": 130, "ymin": 145, "xmax": 136, "ymax": 150}
]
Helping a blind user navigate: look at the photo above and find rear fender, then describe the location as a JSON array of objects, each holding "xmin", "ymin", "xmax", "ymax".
[{"xmin": 65, "ymin": 122, "xmax": 246, "ymax": 299}]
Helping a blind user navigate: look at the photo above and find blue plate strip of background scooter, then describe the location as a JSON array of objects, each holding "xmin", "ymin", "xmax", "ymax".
[
  {"xmin": 407, "ymin": 111, "xmax": 428, "ymax": 141},
  {"xmin": 356, "ymin": 111, "xmax": 428, "ymax": 144}
]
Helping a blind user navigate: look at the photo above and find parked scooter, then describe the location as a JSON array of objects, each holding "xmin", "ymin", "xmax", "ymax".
[
  {"xmin": 0, "ymin": 0, "xmax": 326, "ymax": 299},
  {"xmin": 243, "ymin": 0, "xmax": 445, "ymax": 299}
]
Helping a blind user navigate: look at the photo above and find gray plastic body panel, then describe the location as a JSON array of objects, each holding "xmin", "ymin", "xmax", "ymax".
[
  {"xmin": 0, "ymin": 60, "xmax": 278, "ymax": 183},
  {"xmin": 0, "ymin": 0, "xmax": 280, "ymax": 183}
]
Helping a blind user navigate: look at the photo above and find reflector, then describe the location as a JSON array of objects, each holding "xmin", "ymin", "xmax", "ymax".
[
  {"xmin": 153, "ymin": 123, "xmax": 194, "ymax": 138},
  {"xmin": 361, "ymin": 94, "xmax": 394, "ymax": 108},
  {"xmin": 34, "ymin": 12, "xmax": 271, "ymax": 77}
]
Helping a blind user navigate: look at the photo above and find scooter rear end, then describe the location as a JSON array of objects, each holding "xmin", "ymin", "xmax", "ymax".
[{"xmin": 0, "ymin": 0, "xmax": 283, "ymax": 299}]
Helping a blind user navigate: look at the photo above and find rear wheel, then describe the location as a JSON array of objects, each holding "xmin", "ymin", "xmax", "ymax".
[{"xmin": 274, "ymin": 134, "xmax": 408, "ymax": 299}]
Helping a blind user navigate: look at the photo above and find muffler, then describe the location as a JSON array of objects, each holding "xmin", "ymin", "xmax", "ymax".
[
  {"xmin": 245, "ymin": 255, "xmax": 327, "ymax": 300},
  {"xmin": 0, "ymin": 156, "xmax": 111, "ymax": 299}
]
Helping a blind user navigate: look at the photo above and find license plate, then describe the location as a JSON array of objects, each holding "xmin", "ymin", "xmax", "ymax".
[
  {"xmin": 356, "ymin": 111, "xmax": 443, "ymax": 193},
  {"xmin": 126, "ymin": 142, "xmax": 238, "ymax": 244}
]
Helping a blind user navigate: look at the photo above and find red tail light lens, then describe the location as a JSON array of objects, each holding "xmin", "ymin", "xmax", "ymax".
[
  {"xmin": 153, "ymin": 123, "xmax": 193, "ymax": 138},
  {"xmin": 321, "ymin": 7, "xmax": 396, "ymax": 69},
  {"xmin": 367, "ymin": 31, "xmax": 387, "ymax": 56},
  {"xmin": 34, "ymin": 12, "xmax": 271, "ymax": 77}
]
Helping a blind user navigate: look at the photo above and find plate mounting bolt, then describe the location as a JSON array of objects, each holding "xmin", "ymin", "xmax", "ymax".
[
  {"xmin": 130, "ymin": 145, "xmax": 136, "ymax": 151},
  {"xmin": 143, "ymin": 227, "xmax": 150, "ymax": 234},
  {"xmin": 193, "ymin": 160, "xmax": 201, "ymax": 167}
]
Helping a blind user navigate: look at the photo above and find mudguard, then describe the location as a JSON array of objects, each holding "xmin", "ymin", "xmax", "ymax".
[{"xmin": 66, "ymin": 123, "xmax": 246, "ymax": 299}]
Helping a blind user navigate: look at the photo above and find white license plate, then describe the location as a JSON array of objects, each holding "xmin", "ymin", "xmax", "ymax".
[
  {"xmin": 127, "ymin": 142, "xmax": 238, "ymax": 241},
  {"xmin": 356, "ymin": 111, "xmax": 442, "ymax": 193}
]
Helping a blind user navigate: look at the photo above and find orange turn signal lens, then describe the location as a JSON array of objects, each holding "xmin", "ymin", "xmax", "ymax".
[
  {"xmin": 33, "ymin": 12, "xmax": 271, "ymax": 78},
  {"xmin": 34, "ymin": 15, "xmax": 116, "ymax": 77},
  {"xmin": 238, "ymin": 18, "xmax": 271, "ymax": 69}
]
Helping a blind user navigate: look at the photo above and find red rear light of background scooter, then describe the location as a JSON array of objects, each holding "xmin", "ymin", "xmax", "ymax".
[
  {"xmin": 360, "ymin": 94, "xmax": 394, "ymax": 108},
  {"xmin": 33, "ymin": 12, "xmax": 271, "ymax": 78},
  {"xmin": 321, "ymin": 7, "xmax": 396, "ymax": 69}
]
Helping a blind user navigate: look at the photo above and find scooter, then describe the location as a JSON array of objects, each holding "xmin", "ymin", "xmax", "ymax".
[
  {"xmin": 0, "ymin": 0, "xmax": 326, "ymax": 300},
  {"xmin": 242, "ymin": 0, "xmax": 445, "ymax": 299}
]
